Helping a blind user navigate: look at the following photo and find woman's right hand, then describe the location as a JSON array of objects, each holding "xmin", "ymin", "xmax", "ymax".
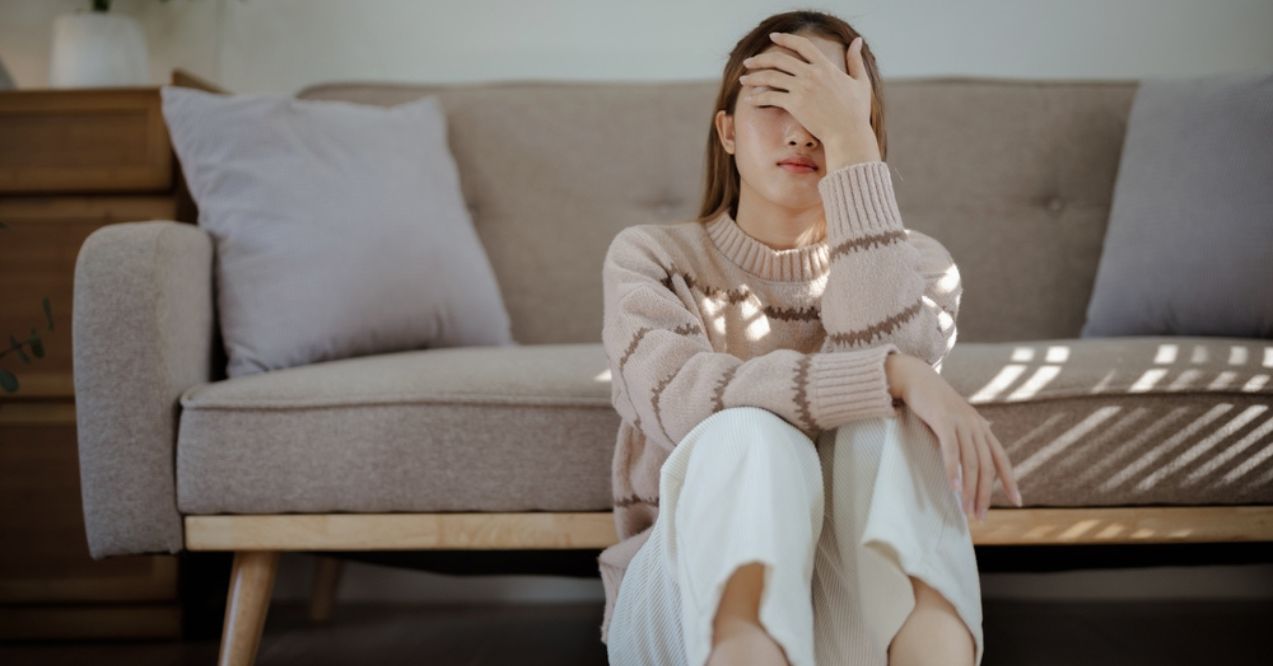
[{"xmin": 885, "ymin": 352, "xmax": 1023, "ymax": 522}]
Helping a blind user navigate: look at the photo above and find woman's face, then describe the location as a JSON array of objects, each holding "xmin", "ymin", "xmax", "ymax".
[{"xmin": 715, "ymin": 32, "xmax": 850, "ymax": 213}]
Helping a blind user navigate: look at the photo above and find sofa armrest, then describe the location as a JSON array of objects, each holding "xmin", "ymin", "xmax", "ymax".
[{"xmin": 72, "ymin": 220, "xmax": 218, "ymax": 559}]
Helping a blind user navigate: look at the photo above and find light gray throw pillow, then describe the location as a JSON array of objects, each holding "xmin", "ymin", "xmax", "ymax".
[
  {"xmin": 160, "ymin": 85, "xmax": 514, "ymax": 378},
  {"xmin": 1081, "ymin": 69, "xmax": 1273, "ymax": 338}
]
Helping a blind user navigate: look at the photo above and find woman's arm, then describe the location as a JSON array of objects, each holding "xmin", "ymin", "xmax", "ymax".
[
  {"xmin": 811, "ymin": 159, "xmax": 1021, "ymax": 517},
  {"xmin": 603, "ymin": 226, "xmax": 901, "ymax": 452},
  {"xmin": 815, "ymin": 160, "xmax": 962, "ymax": 373}
]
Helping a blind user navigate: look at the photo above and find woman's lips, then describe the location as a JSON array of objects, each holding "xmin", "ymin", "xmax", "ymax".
[{"xmin": 779, "ymin": 162, "xmax": 817, "ymax": 174}]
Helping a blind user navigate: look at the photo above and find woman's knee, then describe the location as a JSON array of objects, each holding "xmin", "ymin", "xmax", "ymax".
[
  {"xmin": 698, "ymin": 405, "xmax": 784, "ymax": 428},
  {"xmin": 689, "ymin": 407, "xmax": 816, "ymax": 461},
  {"xmin": 694, "ymin": 406, "xmax": 809, "ymax": 443},
  {"xmin": 829, "ymin": 413, "xmax": 899, "ymax": 443},
  {"xmin": 679, "ymin": 407, "xmax": 822, "ymax": 502}
]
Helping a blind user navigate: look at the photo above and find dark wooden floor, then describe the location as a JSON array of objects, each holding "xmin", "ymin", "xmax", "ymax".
[{"xmin": 0, "ymin": 598, "xmax": 1269, "ymax": 665}]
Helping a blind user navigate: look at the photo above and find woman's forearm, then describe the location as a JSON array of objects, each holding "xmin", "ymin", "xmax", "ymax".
[{"xmin": 815, "ymin": 161, "xmax": 962, "ymax": 369}]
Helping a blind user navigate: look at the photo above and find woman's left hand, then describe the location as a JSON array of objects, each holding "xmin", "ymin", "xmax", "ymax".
[{"xmin": 739, "ymin": 32, "xmax": 876, "ymax": 155}]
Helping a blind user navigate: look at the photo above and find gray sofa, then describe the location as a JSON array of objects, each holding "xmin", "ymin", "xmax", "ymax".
[{"xmin": 72, "ymin": 76, "xmax": 1273, "ymax": 663}]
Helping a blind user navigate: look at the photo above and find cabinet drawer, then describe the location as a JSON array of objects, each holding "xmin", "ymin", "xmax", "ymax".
[
  {"xmin": 0, "ymin": 406, "xmax": 178, "ymax": 604},
  {"xmin": 0, "ymin": 196, "xmax": 179, "ymax": 398},
  {"xmin": 0, "ymin": 88, "xmax": 173, "ymax": 194}
]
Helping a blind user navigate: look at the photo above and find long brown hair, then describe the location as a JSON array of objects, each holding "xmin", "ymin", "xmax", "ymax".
[{"xmin": 696, "ymin": 10, "xmax": 888, "ymax": 225}]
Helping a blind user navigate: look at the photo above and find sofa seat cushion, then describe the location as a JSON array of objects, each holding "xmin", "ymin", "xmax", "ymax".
[
  {"xmin": 176, "ymin": 337, "xmax": 1273, "ymax": 514},
  {"xmin": 176, "ymin": 343, "xmax": 618, "ymax": 514},
  {"xmin": 942, "ymin": 336, "xmax": 1273, "ymax": 506}
]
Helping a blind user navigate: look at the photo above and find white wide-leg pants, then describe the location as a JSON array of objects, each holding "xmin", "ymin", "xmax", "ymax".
[{"xmin": 605, "ymin": 406, "xmax": 985, "ymax": 666}]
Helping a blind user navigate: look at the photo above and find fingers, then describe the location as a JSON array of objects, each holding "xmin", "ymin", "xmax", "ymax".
[
  {"xmin": 973, "ymin": 428, "xmax": 994, "ymax": 522},
  {"xmin": 742, "ymin": 49, "xmax": 811, "ymax": 77},
  {"xmin": 845, "ymin": 36, "xmax": 864, "ymax": 81},
  {"xmin": 738, "ymin": 69, "xmax": 795, "ymax": 92},
  {"xmin": 935, "ymin": 422, "xmax": 961, "ymax": 498},
  {"xmin": 985, "ymin": 424, "xmax": 1023, "ymax": 507},
  {"xmin": 741, "ymin": 88, "xmax": 783, "ymax": 110},
  {"xmin": 957, "ymin": 423, "xmax": 978, "ymax": 520},
  {"xmin": 767, "ymin": 32, "xmax": 828, "ymax": 68},
  {"xmin": 944, "ymin": 427, "xmax": 971, "ymax": 521}
]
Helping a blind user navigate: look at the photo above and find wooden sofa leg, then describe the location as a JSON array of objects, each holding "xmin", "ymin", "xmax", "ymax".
[
  {"xmin": 217, "ymin": 550, "xmax": 280, "ymax": 666},
  {"xmin": 308, "ymin": 556, "xmax": 344, "ymax": 622}
]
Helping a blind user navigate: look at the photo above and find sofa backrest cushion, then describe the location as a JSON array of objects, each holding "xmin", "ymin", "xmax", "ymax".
[{"xmin": 297, "ymin": 78, "xmax": 1138, "ymax": 343}]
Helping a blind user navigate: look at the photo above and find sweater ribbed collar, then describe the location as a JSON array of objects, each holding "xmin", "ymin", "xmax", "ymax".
[{"xmin": 704, "ymin": 210, "xmax": 829, "ymax": 282}]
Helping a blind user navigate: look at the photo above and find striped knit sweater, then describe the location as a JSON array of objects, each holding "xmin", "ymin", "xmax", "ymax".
[{"xmin": 596, "ymin": 159, "xmax": 963, "ymax": 645}]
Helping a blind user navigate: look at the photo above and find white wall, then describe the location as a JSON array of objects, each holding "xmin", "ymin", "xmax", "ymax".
[
  {"xmin": 2, "ymin": 0, "xmax": 1272, "ymax": 93},
  {"xmin": 3, "ymin": 0, "xmax": 1271, "ymax": 605}
]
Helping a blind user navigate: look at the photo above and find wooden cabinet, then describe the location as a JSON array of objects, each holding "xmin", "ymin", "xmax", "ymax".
[
  {"xmin": 0, "ymin": 69, "xmax": 218, "ymax": 640},
  {"xmin": 0, "ymin": 87, "xmax": 173, "ymax": 193}
]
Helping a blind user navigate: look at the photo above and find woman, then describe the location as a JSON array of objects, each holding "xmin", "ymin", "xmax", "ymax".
[{"xmin": 597, "ymin": 10, "xmax": 1023, "ymax": 666}]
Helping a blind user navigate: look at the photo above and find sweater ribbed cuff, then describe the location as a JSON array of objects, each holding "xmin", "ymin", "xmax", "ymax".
[
  {"xmin": 808, "ymin": 343, "xmax": 901, "ymax": 429},
  {"xmin": 817, "ymin": 159, "xmax": 906, "ymax": 239}
]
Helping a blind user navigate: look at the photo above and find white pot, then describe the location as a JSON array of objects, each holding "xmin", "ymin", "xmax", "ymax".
[{"xmin": 49, "ymin": 11, "xmax": 150, "ymax": 87}]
